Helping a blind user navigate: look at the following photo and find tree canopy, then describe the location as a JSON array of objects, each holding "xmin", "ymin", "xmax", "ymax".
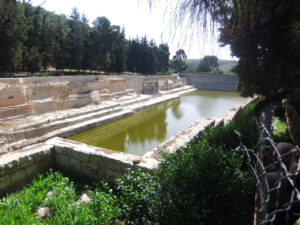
[
  {"xmin": 0, "ymin": 1, "xmax": 170, "ymax": 76},
  {"xmin": 197, "ymin": 56, "xmax": 219, "ymax": 73},
  {"xmin": 170, "ymin": 49, "xmax": 187, "ymax": 72},
  {"xmin": 155, "ymin": 0, "xmax": 300, "ymax": 97}
]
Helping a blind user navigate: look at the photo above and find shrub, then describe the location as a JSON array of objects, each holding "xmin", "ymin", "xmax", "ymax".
[
  {"xmin": 158, "ymin": 140, "xmax": 254, "ymax": 225},
  {"xmin": 202, "ymin": 103, "xmax": 256, "ymax": 149},
  {"xmin": 115, "ymin": 169, "xmax": 161, "ymax": 225},
  {"xmin": 91, "ymin": 184, "xmax": 120, "ymax": 225}
]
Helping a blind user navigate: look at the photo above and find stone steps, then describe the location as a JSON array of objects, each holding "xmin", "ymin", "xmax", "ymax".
[
  {"xmin": 3, "ymin": 106, "xmax": 124, "ymax": 141},
  {"xmin": 159, "ymin": 85, "xmax": 196, "ymax": 95},
  {"xmin": 13, "ymin": 103, "xmax": 121, "ymax": 131},
  {"xmin": 0, "ymin": 84, "xmax": 196, "ymax": 154},
  {"xmin": 1, "ymin": 110, "xmax": 134, "ymax": 155},
  {"xmin": 117, "ymin": 95, "xmax": 153, "ymax": 107},
  {"xmin": 0, "ymin": 104, "xmax": 33, "ymax": 120}
]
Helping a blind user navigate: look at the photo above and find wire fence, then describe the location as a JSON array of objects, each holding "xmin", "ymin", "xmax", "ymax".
[{"xmin": 235, "ymin": 114, "xmax": 300, "ymax": 225}]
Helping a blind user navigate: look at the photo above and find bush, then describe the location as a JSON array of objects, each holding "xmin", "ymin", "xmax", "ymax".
[
  {"xmin": 202, "ymin": 103, "xmax": 256, "ymax": 149},
  {"xmin": 115, "ymin": 169, "xmax": 161, "ymax": 225},
  {"xmin": 91, "ymin": 184, "xmax": 120, "ymax": 225},
  {"xmin": 158, "ymin": 140, "xmax": 254, "ymax": 225}
]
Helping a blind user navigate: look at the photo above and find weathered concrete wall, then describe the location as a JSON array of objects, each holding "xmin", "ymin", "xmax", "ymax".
[
  {"xmin": 0, "ymin": 75, "xmax": 186, "ymax": 119},
  {"xmin": 180, "ymin": 73, "xmax": 238, "ymax": 91},
  {"xmin": 123, "ymin": 75, "xmax": 185, "ymax": 94},
  {"xmin": 0, "ymin": 143, "xmax": 55, "ymax": 196},
  {"xmin": 0, "ymin": 76, "xmax": 128, "ymax": 119},
  {"xmin": 0, "ymin": 137, "xmax": 157, "ymax": 196}
]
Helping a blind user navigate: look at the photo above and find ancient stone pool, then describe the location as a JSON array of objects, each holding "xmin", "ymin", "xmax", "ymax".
[{"xmin": 69, "ymin": 90, "xmax": 245, "ymax": 156}]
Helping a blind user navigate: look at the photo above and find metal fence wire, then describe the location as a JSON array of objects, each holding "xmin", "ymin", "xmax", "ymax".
[{"xmin": 235, "ymin": 115, "xmax": 300, "ymax": 225}]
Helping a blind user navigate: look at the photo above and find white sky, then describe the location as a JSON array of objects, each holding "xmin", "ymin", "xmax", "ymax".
[{"xmin": 31, "ymin": 0, "xmax": 234, "ymax": 60}]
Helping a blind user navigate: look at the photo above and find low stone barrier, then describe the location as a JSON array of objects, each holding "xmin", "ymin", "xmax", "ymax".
[
  {"xmin": 0, "ymin": 143, "xmax": 54, "ymax": 196},
  {"xmin": 0, "ymin": 137, "xmax": 158, "ymax": 196}
]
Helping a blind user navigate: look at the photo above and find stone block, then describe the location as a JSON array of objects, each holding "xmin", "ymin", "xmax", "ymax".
[
  {"xmin": 105, "ymin": 159, "xmax": 122, "ymax": 171},
  {"xmin": 70, "ymin": 150, "xmax": 89, "ymax": 162},
  {"xmin": 39, "ymin": 157, "xmax": 53, "ymax": 171},
  {"xmin": 55, "ymin": 153, "xmax": 69, "ymax": 167},
  {"xmin": 0, "ymin": 104, "xmax": 33, "ymax": 119},
  {"xmin": 31, "ymin": 101, "xmax": 57, "ymax": 114},
  {"xmin": 54, "ymin": 146, "xmax": 72, "ymax": 156},
  {"xmin": 5, "ymin": 159, "xmax": 20, "ymax": 174},
  {"xmin": 19, "ymin": 155, "xmax": 34, "ymax": 168},
  {"xmin": 33, "ymin": 149, "xmax": 52, "ymax": 162},
  {"xmin": 81, "ymin": 161, "xmax": 99, "ymax": 172},
  {"xmin": 88, "ymin": 154, "xmax": 107, "ymax": 166},
  {"xmin": 81, "ymin": 162, "xmax": 100, "ymax": 180},
  {"xmin": 25, "ymin": 163, "xmax": 39, "ymax": 176},
  {"xmin": 0, "ymin": 82, "xmax": 27, "ymax": 107},
  {"xmin": 69, "ymin": 157, "xmax": 81, "ymax": 171},
  {"xmin": 0, "ymin": 163, "xmax": 4, "ymax": 176},
  {"xmin": 0, "ymin": 174, "xmax": 11, "ymax": 189},
  {"xmin": 10, "ymin": 169, "xmax": 26, "ymax": 183}
]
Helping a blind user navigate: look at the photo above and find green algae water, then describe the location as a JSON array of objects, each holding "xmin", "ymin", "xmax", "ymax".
[{"xmin": 68, "ymin": 90, "xmax": 245, "ymax": 156}]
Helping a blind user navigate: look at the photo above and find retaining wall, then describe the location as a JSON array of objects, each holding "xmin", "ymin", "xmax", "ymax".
[
  {"xmin": 0, "ymin": 75, "xmax": 185, "ymax": 119},
  {"xmin": 180, "ymin": 73, "xmax": 238, "ymax": 91},
  {"xmin": 0, "ymin": 138, "xmax": 157, "ymax": 196}
]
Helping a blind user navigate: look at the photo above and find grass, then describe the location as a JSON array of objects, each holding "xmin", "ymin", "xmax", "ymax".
[{"xmin": 0, "ymin": 171, "xmax": 120, "ymax": 224}]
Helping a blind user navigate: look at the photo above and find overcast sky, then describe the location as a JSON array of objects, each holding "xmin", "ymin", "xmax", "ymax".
[{"xmin": 31, "ymin": 0, "xmax": 234, "ymax": 60}]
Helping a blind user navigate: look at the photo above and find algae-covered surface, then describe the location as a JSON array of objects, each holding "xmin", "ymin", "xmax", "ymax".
[{"xmin": 69, "ymin": 90, "xmax": 245, "ymax": 156}]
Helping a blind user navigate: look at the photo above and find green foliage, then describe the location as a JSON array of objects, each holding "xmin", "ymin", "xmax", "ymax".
[
  {"xmin": 91, "ymin": 184, "xmax": 120, "ymax": 225},
  {"xmin": 115, "ymin": 169, "xmax": 161, "ymax": 225},
  {"xmin": 203, "ymin": 103, "xmax": 256, "ymax": 148},
  {"xmin": 272, "ymin": 117, "xmax": 291, "ymax": 142},
  {"xmin": 127, "ymin": 37, "xmax": 170, "ymax": 74},
  {"xmin": 158, "ymin": 141, "xmax": 254, "ymax": 225},
  {"xmin": 197, "ymin": 55, "xmax": 219, "ymax": 73},
  {"xmin": 170, "ymin": 49, "xmax": 188, "ymax": 72},
  {"xmin": 0, "ymin": 1, "xmax": 169, "ymax": 76},
  {"xmin": 0, "ymin": 171, "xmax": 119, "ymax": 224}
]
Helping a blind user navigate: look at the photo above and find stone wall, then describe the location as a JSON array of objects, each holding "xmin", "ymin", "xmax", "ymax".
[
  {"xmin": 0, "ymin": 76, "xmax": 128, "ymax": 119},
  {"xmin": 123, "ymin": 75, "xmax": 185, "ymax": 94},
  {"xmin": 0, "ymin": 137, "xmax": 157, "ymax": 196},
  {"xmin": 180, "ymin": 73, "xmax": 238, "ymax": 91},
  {"xmin": 0, "ymin": 143, "xmax": 54, "ymax": 196},
  {"xmin": 0, "ymin": 75, "xmax": 185, "ymax": 119}
]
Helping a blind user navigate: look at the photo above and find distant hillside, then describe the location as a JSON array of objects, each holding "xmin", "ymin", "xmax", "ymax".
[
  {"xmin": 186, "ymin": 59, "xmax": 238, "ymax": 72},
  {"xmin": 218, "ymin": 59, "xmax": 238, "ymax": 72}
]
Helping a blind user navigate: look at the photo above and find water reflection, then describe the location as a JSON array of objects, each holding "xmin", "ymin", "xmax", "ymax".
[
  {"xmin": 69, "ymin": 101, "xmax": 169, "ymax": 155},
  {"xmin": 171, "ymin": 99, "xmax": 183, "ymax": 120},
  {"xmin": 69, "ymin": 90, "xmax": 245, "ymax": 156}
]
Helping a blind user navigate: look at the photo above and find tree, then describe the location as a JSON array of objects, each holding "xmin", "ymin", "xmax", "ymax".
[
  {"xmin": 156, "ymin": 44, "xmax": 170, "ymax": 72},
  {"xmin": 149, "ymin": 0, "xmax": 300, "ymax": 97},
  {"xmin": 109, "ymin": 26, "xmax": 128, "ymax": 73},
  {"xmin": 197, "ymin": 55, "xmax": 219, "ymax": 72},
  {"xmin": 90, "ymin": 16, "xmax": 114, "ymax": 72},
  {"xmin": 52, "ymin": 14, "xmax": 70, "ymax": 71},
  {"xmin": 66, "ymin": 8, "xmax": 85, "ymax": 71},
  {"xmin": 170, "ymin": 49, "xmax": 187, "ymax": 72},
  {"xmin": 0, "ymin": 0, "xmax": 26, "ymax": 75}
]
